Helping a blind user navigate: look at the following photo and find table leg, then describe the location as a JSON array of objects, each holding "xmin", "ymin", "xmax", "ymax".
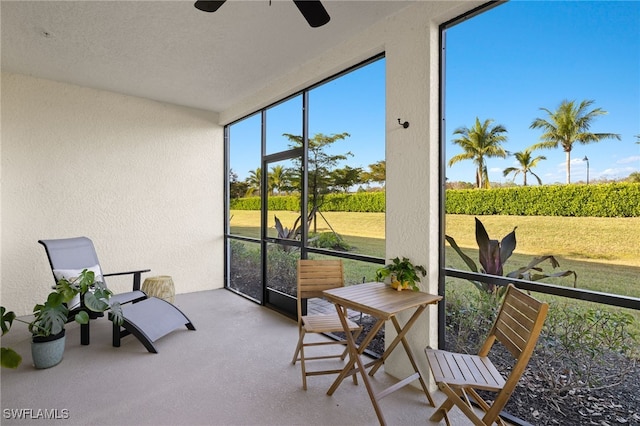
[
  {"xmin": 369, "ymin": 305, "xmax": 426, "ymax": 376},
  {"xmin": 326, "ymin": 303, "xmax": 388, "ymax": 425},
  {"xmin": 367, "ymin": 305, "xmax": 436, "ymax": 407},
  {"xmin": 392, "ymin": 316, "xmax": 436, "ymax": 407}
]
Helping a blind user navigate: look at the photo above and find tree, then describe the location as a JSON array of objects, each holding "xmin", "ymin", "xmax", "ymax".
[
  {"xmin": 229, "ymin": 169, "xmax": 249, "ymax": 199},
  {"xmin": 530, "ymin": 99, "xmax": 621, "ymax": 184},
  {"xmin": 502, "ymin": 147, "xmax": 546, "ymax": 186},
  {"xmin": 330, "ymin": 165, "xmax": 363, "ymax": 192},
  {"xmin": 269, "ymin": 164, "xmax": 292, "ymax": 195},
  {"xmin": 245, "ymin": 167, "xmax": 262, "ymax": 196},
  {"xmin": 283, "ymin": 132, "xmax": 351, "ymax": 233},
  {"xmin": 626, "ymin": 172, "xmax": 640, "ymax": 183},
  {"xmin": 446, "ymin": 180, "xmax": 475, "ymax": 190},
  {"xmin": 448, "ymin": 117, "xmax": 508, "ymax": 189},
  {"xmin": 361, "ymin": 160, "xmax": 386, "ymax": 187},
  {"xmin": 283, "ymin": 132, "xmax": 351, "ymax": 206}
]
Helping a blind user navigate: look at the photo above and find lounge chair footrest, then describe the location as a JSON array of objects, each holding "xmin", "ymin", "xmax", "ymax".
[{"xmin": 111, "ymin": 297, "xmax": 196, "ymax": 353}]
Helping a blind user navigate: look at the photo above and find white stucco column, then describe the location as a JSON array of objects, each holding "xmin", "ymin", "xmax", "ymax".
[{"xmin": 382, "ymin": 4, "xmax": 444, "ymax": 387}]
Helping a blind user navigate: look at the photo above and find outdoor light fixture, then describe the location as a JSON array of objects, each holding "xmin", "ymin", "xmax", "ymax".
[{"xmin": 583, "ymin": 156, "xmax": 589, "ymax": 184}]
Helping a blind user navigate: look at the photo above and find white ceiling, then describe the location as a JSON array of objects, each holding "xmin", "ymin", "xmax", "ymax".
[{"xmin": 1, "ymin": 0, "xmax": 414, "ymax": 113}]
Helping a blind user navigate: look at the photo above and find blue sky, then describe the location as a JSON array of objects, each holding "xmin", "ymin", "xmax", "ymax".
[
  {"xmin": 446, "ymin": 0, "xmax": 640, "ymax": 185},
  {"xmin": 230, "ymin": 58, "xmax": 385, "ymax": 181},
  {"xmin": 230, "ymin": 1, "xmax": 639, "ymax": 186}
]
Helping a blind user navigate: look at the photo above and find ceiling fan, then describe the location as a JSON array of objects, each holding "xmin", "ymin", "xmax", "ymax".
[{"xmin": 194, "ymin": 1, "xmax": 331, "ymax": 28}]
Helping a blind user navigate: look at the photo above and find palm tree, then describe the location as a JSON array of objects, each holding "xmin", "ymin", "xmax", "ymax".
[
  {"xmin": 448, "ymin": 117, "xmax": 508, "ymax": 188},
  {"xmin": 269, "ymin": 165, "xmax": 290, "ymax": 195},
  {"xmin": 503, "ymin": 147, "xmax": 546, "ymax": 186},
  {"xmin": 245, "ymin": 167, "xmax": 262, "ymax": 196},
  {"xmin": 530, "ymin": 99, "xmax": 621, "ymax": 184}
]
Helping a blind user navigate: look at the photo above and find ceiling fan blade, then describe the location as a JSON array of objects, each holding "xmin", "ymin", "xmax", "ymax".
[
  {"xmin": 293, "ymin": 0, "xmax": 330, "ymax": 28},
  {"xmin": 194, "ymin": 1, "xmax": 226, "ymax": 13}
]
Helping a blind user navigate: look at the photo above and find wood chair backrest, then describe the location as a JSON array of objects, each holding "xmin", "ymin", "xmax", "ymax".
[
  {"xmin": 297, "ymin": 259, "xmax": 345, "ymax": 300},
  {"xmin": 296, "ymin": 260, "xmax": 344, "ymax": 320},
  {"xmin": 478, "ymin": 284, "xmax": 549, "ymax": 422}
]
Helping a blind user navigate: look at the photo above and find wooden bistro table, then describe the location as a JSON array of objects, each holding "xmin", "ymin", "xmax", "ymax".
[{"xmin": 322, "ymin": 282, "xmax": 442, "ymax": 425}]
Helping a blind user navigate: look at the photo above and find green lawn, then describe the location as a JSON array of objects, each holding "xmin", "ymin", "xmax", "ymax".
[
  {"xmin": 446, "ymin": 215, "xmax": 640, "ymax": 267},
  {"xmin": 230, "ymin": 210, "xmax": 640, "ymax": 335},
  {"xmin": 230, "ymin": 210, "xmax": 640, "ymax": 297}
]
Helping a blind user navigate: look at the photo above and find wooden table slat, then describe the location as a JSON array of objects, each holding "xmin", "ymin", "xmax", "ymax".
[
  {"xmin": 323, "ymin": 282, "xmax": 441, "ymax": 319},
  {"xmin": 322, "ymin": 282, "xmax": 443, "ymax": 425}
]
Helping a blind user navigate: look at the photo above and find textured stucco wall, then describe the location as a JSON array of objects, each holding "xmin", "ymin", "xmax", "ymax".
[
  {"xmin": 1, "ymin": 0, "xmax": 483, "ymax": 384},
  {"xmin": 220, "ymin": 1, "xmax": 483, "ymax": 383},
  {"xmin": 1, "ymin": 73, "xmax": 224, "ymax": 315}
]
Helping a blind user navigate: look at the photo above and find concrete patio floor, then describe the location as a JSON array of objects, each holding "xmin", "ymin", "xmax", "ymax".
[{"xmin": 1, "ymin": 289, "xmax": 482, "ymax": 425}]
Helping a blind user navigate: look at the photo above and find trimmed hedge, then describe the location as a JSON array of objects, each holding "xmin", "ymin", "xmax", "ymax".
[
  {"xmin": 322, "ymin": 192, "xmax": 386, "ymax": 212},
  {"xmin": 230, "ymin": 183, "xmax": 640, "ymax": 217},
  {"xmin": 445, "ymin": 183, "xmax": 640, "ymax": 217},
  {"xmin": 230, "ymin": 192, "xmax": 386, "ymax": 213}
]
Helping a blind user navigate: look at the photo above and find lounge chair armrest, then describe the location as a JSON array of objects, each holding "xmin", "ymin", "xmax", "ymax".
[{"xmin": 103, "ymin": 269, "xmax": 151, "ymax": 291}]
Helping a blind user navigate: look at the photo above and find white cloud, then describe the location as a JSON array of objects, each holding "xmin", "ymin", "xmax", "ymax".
[
  {"xmin": 596, "ymin": 166, "xmax": 636, "ymax": 180},
  {"xmin": 569, "ymin": 157, "xmax": 588, "ymax": 166},
  {"xmin": 617, "ymin": 155, "xmax": 640, "ymax": 165}
]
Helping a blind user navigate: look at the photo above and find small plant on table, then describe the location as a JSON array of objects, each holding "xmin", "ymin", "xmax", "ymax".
[{"xmin": 376, "ymin": 257, "xmax": 426, "ymax": 291}]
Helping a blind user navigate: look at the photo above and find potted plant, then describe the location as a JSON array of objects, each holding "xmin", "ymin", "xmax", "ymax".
[
  {"xmin": 1, "ymin": 269, "xmax": 123, "ymax": 369},
  {"xmin": 376, "ymin": 256, "xmax": 427, "ymax": 291},
  {"xmin": 1, "ymin": 307, "xmax": 22, "ymax": 368}
]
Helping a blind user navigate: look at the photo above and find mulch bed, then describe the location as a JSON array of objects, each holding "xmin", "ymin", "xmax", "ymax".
[{"xmin": 347, "ymin": 315, "xmax": 640, "ymax": 426}]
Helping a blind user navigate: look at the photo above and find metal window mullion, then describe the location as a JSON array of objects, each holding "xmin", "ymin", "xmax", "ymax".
[{"xmin": 301, "ymin": 90, "xmax": 309, "ymax": 260}]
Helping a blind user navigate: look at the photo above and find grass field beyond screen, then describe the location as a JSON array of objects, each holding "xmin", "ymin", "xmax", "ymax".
[{"xmin": 230, "ymin": 211, "xmax": 640, "ymax": 298}]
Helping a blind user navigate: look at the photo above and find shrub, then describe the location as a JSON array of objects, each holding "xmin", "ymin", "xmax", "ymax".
[
  {"xmin": 444, "ymin": 288, "xmax": 499, "ymax": 353},
  {"xmin": 445, "ymin": 183, "xmax": 640, "ymax": 217},
  {"xmin": 228, "ymin": 240, "xmax": 262, "ymax": 300},
  {"xmin": 230, "ymin": 183, "xmax": 640, "ymax": 217},
  {"xmin": 535, "ymin": 304, "xmax": 638, "ymax": 393},
  {"xmin": 230, "ymin": 192, "xmax": 386, "ymax": 213},
  {"xmin": 265, "ymin": 246, "xmax": 298, "ymax": 297},
  {"xmin": 308, "ymin": 232, "xmax": 351, "ymax": 251}
]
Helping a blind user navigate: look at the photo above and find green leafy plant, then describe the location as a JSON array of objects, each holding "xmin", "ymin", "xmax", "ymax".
[
  {"xmin": 375, "ymin": 257, "xmax": 426, "ymax": 291},
  {"xmin": 273, "ymin": 207, "xmax": 318, "ymax": 246},
  {"xmin": 28, "ymin": 291, "xmax": 69, "ymax": 337},
  {"xmin": 444, "ymin": 289, "xmax": 501, "ymax": 353},
  {"xmin": 266, "ymin": 247, "xmax": 299, "ymax": 297},
  {"xmin": 308, "ymin": 232, "xmax": 351, "ymax": 251},
  {"xmin": 0, "ymin": 269, "xmax": 123, "ymax": 369},
  {"xmin": 274, "ymin": 214, "xmax": 302, "ymax": 240},
  {"xmin": 55, "ymin": 269, "xmax": 122, "ymax": 326},
  {"xmin": 1, "ymin": 307, "xmax": 21, "ymax": 368},
  {"xmin": 446, "ymin": 217, "xmax": 576, "ymax": 295},
  {"xmin": 273, "ymin": 207, "xmax": 322, "ymax": 252}
]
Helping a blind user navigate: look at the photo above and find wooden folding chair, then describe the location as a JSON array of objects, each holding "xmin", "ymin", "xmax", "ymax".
[
  {"xmin": 291, "ymin": 259, "xmax": 362, "ymax": 390},
  {"xmin": 425, "ymin": 284, "xmax": 548, "ymax": 425}
]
